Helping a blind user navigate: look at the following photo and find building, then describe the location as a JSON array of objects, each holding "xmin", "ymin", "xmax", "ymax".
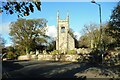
[{"xmin": 56, "ymin": 11, "xmax": 75, "ymax": 53}]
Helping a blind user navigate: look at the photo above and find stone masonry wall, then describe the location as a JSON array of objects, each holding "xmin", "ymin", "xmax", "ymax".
[
  {"xmin": 18, "ymin": 54, "xmax": 80, "ymax": 62},
  {"xmin": 37, "ymin": 54, "xmax": 80, "ymax": 62}
]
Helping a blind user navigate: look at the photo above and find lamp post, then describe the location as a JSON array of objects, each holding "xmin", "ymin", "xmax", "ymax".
[{"xmin": 91, "ymin": 0, "xmax": 103, "ymax": 64}]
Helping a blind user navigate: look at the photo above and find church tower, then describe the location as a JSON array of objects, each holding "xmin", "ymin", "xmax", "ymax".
[{"xmin": 56, "ymin": 11, "xmax": 75, "ymax": 53}]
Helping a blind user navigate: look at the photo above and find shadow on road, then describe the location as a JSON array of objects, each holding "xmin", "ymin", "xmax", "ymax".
[
  {"xmin": 2, "ymin": 60, "xmax": 25, "ymax": 72},
  {"xmin": 50, "ymin": 62, "xmax": 93, "ymax": 78},
  {"xmin": 2, "ymin": 60, "xmax": 120, "ymax": 80}
]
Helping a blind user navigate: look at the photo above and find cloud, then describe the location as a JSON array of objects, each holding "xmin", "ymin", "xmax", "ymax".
[
  {"xmin": 5, "ymin": 43, "xmax": 12, "ymax": 47},
  {"xmin": 45, "ymin": 25, "xmax": 81, "ymax": 40},
  {"xmin": 46, "ymin": 25, "xmax": 57, "ymax": 38},
  {"xmin": 0, "ymin": 22, "xmax": 10, "ymax": 35},
  {"xmin": 74, "ymin": 31, "xmax": 81, "ymax": 40}
]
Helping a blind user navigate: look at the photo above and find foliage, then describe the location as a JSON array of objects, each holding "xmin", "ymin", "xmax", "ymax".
[
  {"xmin": 106, "ymin": 2, "xmax": 120, "ymax": 47},
  {"xmin": 67, "ymin": 50, "xmax": 76, "ymax": 54},
  {"xmin": 6, "ymin": 52, "xmax": 15, "ymax": 59},
  {"xmin": 6, "ymin": 52, "xmax": 14, "ymax": 59},
  {"xmin": 102, "ymin": 24, "xmax": 116, "ymax": 50},
  {"xmin": 50, "ymin": 50, "xmax": 59, "ymax": 55},
  {"xmin": 47, "ymin": 39, "xmax": 56, "ymax": 52},
  {"xmin": 0, "ymin": 35, "xmax": 5, "ymax": 53},
  {"xmin": 14, "ymin": 45, "xmax": 26, "ymax": 55},
  {"xmin": 74, "ymin": 38, "xmax": 80, "ymax": 48},
  {"xmin": 2, "ymin": 48, "xmax": 7, "ymax": 54},
  {"xmin": 79, "ymin": 34, "xmax": 90, "ymax": 48},
  {"xmin": 4, "ymin": 46, "xmax": 20, "ymax": 59},
  {"xmin": 103, "ymin": 51, "xmax": 120, "ymax": 66},
  {"xmin": 9, "ymin": 18, "xmax": 49, "ymax": 54},
  {"xmin": 79, "ymin": 23, "xmax": 115, "ymax": 50},
  {"xmin": 89, "ymin": 49, "xmax": 102, "ymax": 64},
  {"xmin": 1, "ymin": 0, "xmax": 41, "ymax": 17},
  {"xmin": 79, "ymin": 23, "xmax": 99, "ymax": 48}
]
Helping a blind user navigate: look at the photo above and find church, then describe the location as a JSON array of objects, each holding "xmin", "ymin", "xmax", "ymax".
[{"xmin": 56, "ymin": 11, "xmax": 75, "ymax": 53}]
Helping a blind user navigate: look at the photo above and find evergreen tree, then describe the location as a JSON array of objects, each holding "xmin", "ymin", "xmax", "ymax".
[{"xmin": 106, "ymin": 2, "xmax": 120, "ymax": 47}]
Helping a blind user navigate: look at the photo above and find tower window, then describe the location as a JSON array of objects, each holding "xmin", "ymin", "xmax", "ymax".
[{"xmin": 61, "ymin": 27, "xmax": 65, "ymax": 33}]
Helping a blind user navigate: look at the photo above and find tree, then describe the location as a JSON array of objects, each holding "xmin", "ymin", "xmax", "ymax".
[
  {"xmin": 0, "ymin": 35, "xmax": 5, "ymax": 54},
  {"xmin": 79, "ymin": 34, "xmax": 90, "ymax": 48},
  {"xmin": 79, "ymin": 23, "xmax": 115, "ymax": 50},
  {"xmin": 102, "ymin": 24, "xmax": 116, "ymax": 50},
  {"xmin": 79, "ymin": 23, "xmax": 99, "ymax": 48},
  {"xmin": 106, "ymin": 2, "xmax": 120, "ymax": 47},
  {"xmin": 1, "ymin": 0, "xmax": 41, "ymax": 17},
  {"xmin": 5, "ymin": 46, "xmax": 19, "ymax": 59},
  {"xmin": 9, "ymin": 18, "xmax": 49, "ymax": 54},
  {"xmin": 47, "ymin": 38, "xmax": 56, "ymax": 52}
]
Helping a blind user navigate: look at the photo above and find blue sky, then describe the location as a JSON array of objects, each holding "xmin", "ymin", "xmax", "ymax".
[{"xmin": 0, "ymin": 2, "xmax": 118, "ymax": 46}]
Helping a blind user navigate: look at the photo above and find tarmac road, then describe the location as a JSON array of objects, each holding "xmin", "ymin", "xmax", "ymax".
[
  {"xmin": 2, "ymin": 60, "xmax": 120, "ymax": 80},
  {"xmin": 2, "ymin": 60, "xmax": 82, "ymax": 79}
]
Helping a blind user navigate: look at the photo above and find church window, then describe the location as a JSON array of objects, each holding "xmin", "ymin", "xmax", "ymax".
[{"xmin": 61, "ymin": 27, "xmax": 65, "ymax": 33}]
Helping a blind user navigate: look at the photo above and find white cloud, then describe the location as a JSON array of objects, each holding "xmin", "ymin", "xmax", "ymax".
[
  {"xmin": 46, "ymin": 25, "xmax": 81, "ymax": 40},
  {"xmin": 46, "ymin": 25, "xmax": 57, "ymax": 38},
  {"xmin": 0, "ymin": 22, "xmax": 10, "ymax": 35},
  {"xmin": 5, "ymin": 43, "xmax": 12, "ymax": 47},
  {"xmin": 74, "ymin": 31, "xmax": 81, "ymax": 40}
]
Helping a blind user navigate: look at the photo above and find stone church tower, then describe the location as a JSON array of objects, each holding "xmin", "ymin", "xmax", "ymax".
[{"xmin": 56, "ymin": 11, "xmax": 75, "ymax": 53}]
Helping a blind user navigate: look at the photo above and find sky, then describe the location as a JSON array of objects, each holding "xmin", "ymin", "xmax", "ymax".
[{"xmin": 0, "ymin": 1, "xmax": 118, "ymax": 46}]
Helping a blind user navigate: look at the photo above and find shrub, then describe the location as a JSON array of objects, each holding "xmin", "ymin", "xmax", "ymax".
[
  {"xmin": 89, "ymin": 49, "xmax": 102, "ymax": 64},
  {"xmin": 67, "ymin": 50, "xmax": 76, "ymax": 54},
  {"xmin": 6, "ymin": 52, "xmax": 19, "ymax": 59},
  {"xmin": 6, "ymin": 52, "xmax": 14, "ymax": 59},
  {"xmin": 50, "ymin": 50, "xmax": 59, "ymax": 55}
]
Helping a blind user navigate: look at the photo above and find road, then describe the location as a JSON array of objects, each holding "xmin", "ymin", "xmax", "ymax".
[
  {"xmin": 2, "ymin": 60, "xmax": 85, "ymax": 79},
  {"xmin": 2, "ymin": 60, "xmax": 120, "ymax": 79}
]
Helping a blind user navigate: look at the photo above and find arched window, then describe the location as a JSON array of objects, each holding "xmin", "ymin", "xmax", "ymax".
[{"xmin": 61, "ymin": 27, "xmax": 65, "ymax": 33}]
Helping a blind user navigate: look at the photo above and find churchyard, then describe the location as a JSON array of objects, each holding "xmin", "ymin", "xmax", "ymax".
[{"xmin": 1, "ymin": 1, "xmax": 120, "ymax": 80}]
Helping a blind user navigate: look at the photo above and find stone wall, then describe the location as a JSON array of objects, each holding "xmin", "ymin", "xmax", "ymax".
[
  {"xmin": 17, "ymin": 48, "xmax": 93, "ymax": 61},
  {"xmin": 18, "ymin": 54, "xmax": 80, "ymax": 62},
  {"xmin": 38, "ymin": 54, "xmax": 53, "ymax": 61},
  {"xmin": 75, "ymin": 48, "xmax": 92, "ymax": 54},
  {"xmin": 38, "ymin": 54, "xmax": 80, "ymax": 62},
  {"xmin": 18, "ymin": 55, "xmax": 31, "ymax": 60},
  {"xmin": 18, "ymin": 54, "xmax": 37, "ymax": 60}
]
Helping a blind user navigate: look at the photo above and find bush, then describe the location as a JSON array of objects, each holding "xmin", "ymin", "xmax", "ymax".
[
  {"xmin": 50, "ymin": 50, "xmax": 59, "ymax": 55},
  {"xmin": 6, "ymin": 52, "xmax": 14, "ymax": 59},
  {"xmin": 67, "ymin": 50, "xmax": 76, "ymax": 54},
  {"xmin": 89, "ymin": 49, "xmax": 102, "ymax": 64},
  {"xmin": 6, "ymin": 52, "xmax": 19, "ymax": 59}
]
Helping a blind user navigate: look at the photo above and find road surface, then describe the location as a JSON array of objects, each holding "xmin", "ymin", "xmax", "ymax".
[
  {"xmin": 2, "ymin": 60, "xmax": 83, "ymax": 79},
  {"xmin": 2, "ymin": 60, "xmax": 120, "ymax": 79}
]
